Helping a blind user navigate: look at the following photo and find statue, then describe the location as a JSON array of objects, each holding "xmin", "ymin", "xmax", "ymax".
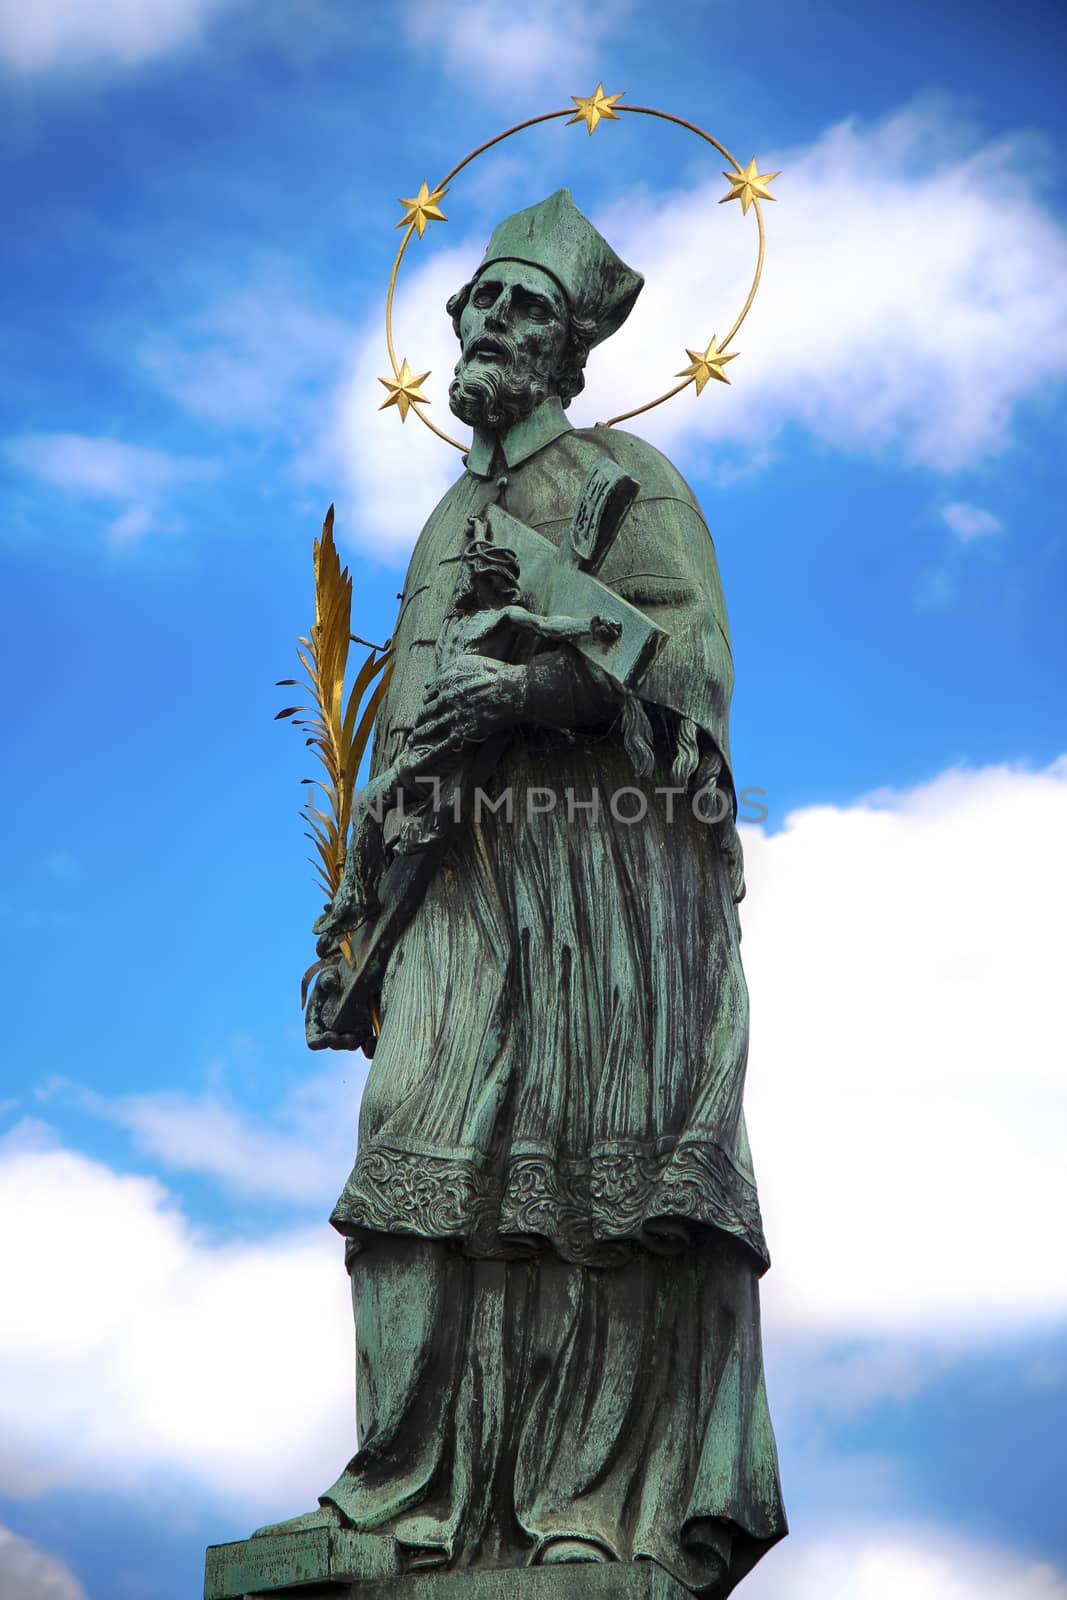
[{"xmin": 206, "ymin": 186, "xmax": 787, "ymax": 1600}]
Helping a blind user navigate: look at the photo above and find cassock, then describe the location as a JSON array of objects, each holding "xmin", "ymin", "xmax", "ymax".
[{"xmin": 321, "ymin": 396, "xmax": 788, "ymax": 1593}]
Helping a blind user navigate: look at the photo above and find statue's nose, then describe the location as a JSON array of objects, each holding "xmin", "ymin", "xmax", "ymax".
[{"xmin": 484, "ymin": 286, "xmax": 516, "ymax": 332}]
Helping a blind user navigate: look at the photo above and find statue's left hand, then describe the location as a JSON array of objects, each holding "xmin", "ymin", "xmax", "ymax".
[{"xmin": 411, "ymin": 656, "xmax": 526, "ymax": 750}]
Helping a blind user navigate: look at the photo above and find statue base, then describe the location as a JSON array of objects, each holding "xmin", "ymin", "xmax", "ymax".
[{"xmin": 204, "ymin": 1527, "xmax": 690, "ymax": 1598}]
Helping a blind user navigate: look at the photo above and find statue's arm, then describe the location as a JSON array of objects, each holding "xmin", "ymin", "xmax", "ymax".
[
  {"xmin": 521, "ymin": 648, "xmax": 619, "ymax": 729},
  {"xmin": 409, "ymin": 646, "xmax": 619, "ymax": 751}
]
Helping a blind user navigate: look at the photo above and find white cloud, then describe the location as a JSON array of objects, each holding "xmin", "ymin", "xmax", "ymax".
[
  {"xmin": 402, "ymin": 0, "xmax": 630, "ymax": 99},
  {"xmin": 585, "ymin": 104, "xmax": 1067, "ymax": 475},
  {"xmin": 4, "ymin": 434, "xmax": 214, "ymax": 499},
  {"xmin": 106, "ymin": 503, "xmax": 156, "ymax": 544},
  {"xmin": 744, "ymin": 1525, "xmax": 1066, "ymax": 1600},
  {"xmin": 0, "ymin": 1120, "xmax": 353, "ymax": 1511},
  {"xmin": 327, "ymin": 102, "xmax": 1067, "ymax": 556},
  {"xmin": 765, "ymin": 1339, "xmax": 954, "ymax": 1425},
  {"xmin": 742, "ymin": 757, "xmax": 1067, "ymax": 1335},
  {"xmin": 2, "ymin": 759, "xmax": 1064, "ymax": 1514},
  {"xmin": 941, "ymin": 501, "xmax": 1003, "ymax": 540},
  {"xmin": 0, "ymin": 0, "xmax": 233, "ymax": 73},
  {"xmin": 140, "ymin": 284, "xmax": 351, "ymax": 433},
  {"xmin": 304, "ymin": 240, "xmax": 479, "ymax": 557},
  {"xmin": 0, "ymin": 1527, "xmax": 86, "ymax": 1600},
  {"xmin": 133, "ymin": 263, "xmax": 467, "ymax": 556},
  {"xmin": 4, "ymin": 433, "xmax": 216, "ymax": 545},
  {"xmin": 40, "ymin": 1060, "xmax": 368, "ymax": 1207}
]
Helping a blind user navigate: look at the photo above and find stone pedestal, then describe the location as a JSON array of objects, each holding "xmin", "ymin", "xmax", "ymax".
[
  {"xmin": 204, "ymin": 1528, "xmax": 690, "ymax": 1599},
  {"xmin": 204, "ymin": 1527, "xmax": 392, "ymax": 1597}
]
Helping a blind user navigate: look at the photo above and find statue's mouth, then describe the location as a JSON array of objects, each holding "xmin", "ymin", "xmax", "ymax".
[{"xmin": 465, "ymin": 336, "xmax": 511, "ymax": 364}]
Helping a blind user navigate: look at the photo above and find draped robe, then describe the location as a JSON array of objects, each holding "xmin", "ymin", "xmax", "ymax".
[{"xmin": 322, "ymin": 397, "xmax": 787, "ymax": 1594}]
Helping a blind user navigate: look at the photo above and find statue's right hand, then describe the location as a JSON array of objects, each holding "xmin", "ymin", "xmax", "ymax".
[
  {"xmin": 305, "ymin": 964, "xmax": 375, "ymax": 1055},
  {"xmin": 313, "ymin": 902, "xmax": 354, "ymax": 961},
  {"xmin": 314, "ymin": 874, "xmax": 372, "ymax": 960}
]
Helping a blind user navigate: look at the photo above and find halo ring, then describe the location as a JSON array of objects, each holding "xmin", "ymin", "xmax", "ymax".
[{"xmin": 383, "ymin": 99, "xmax": 771, "ymax": 452}]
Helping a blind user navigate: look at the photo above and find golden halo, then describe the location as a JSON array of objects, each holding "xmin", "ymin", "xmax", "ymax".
[{"xmin": 380, "ymin": 88, "xmax": 779, "ymax": 452}]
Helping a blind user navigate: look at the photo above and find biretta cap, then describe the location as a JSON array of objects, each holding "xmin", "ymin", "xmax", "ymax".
[{"xmin": 474, "ymin": 188, "xmax": 643, "ymax": 347}]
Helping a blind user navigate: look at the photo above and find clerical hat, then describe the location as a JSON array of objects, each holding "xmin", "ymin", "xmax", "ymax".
[{"xmin": 474, "ymin": 188, "xmax": 643, "ymax": 347}]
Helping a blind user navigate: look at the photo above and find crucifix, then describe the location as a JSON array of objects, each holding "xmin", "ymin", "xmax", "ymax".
[{"xmin": 308, "ymin": 459, "xmax": 667, "ymax": 1049}]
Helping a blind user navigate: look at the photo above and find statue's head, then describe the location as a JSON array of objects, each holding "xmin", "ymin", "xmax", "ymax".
[{"xmin": 447, "ymin": 188, "xmax": 643, "ymax": 433}]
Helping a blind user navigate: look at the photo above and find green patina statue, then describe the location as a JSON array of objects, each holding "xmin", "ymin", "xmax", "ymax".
[{"xmin": 206, "ymin": 189, "xmax": 787, "ymax": 1600}]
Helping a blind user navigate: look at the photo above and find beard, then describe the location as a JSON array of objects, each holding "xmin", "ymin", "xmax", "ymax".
[{"xmin": 448, "ymin": 336, "xmax": 552, "ymax": 430}]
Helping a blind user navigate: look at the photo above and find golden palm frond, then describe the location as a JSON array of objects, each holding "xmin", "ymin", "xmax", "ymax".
[{"xmin": 276, "ymin": 505, "xmax": 394, "ymax": 919}]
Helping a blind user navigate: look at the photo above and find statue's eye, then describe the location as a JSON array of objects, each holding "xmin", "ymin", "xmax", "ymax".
[{"xmin": 472, "ymin": 287, "xmax": 496, "ymax": 308}]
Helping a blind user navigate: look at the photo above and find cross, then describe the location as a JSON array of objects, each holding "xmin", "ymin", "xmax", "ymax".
[{"xmin": 307, "ymin": 463, "xmax": 667, "ymax": 1048}]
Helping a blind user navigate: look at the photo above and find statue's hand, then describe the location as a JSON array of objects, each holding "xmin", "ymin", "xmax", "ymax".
[
  {"xmin": 305, "ymin": 964, "xmax": 374, "ymax": 1055},
  {"xmin": 411, "ymin": 657, "xmax": 526, "ymax": 750}
]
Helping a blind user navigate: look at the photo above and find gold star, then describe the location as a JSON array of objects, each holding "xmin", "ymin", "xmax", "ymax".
[
  {"xmin": 720, "ymin": 157, "xmax": 779, "ymax": 215},
  {"xmin": 567, "ymin": 83, "xmax": 623, "ymax": 135},
  {"xmin": 378, "ymin": 359, "xmax": 431, "ymax": 421},
  {"xmin": 677, "ymin": 337, "xmax": 739, "ymax": 394},
  {"xmin": 397, "ymin": 180, "xmax": 449, "ymax": 238}
]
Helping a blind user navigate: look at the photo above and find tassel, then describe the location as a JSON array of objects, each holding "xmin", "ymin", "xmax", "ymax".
[
  {"xmin": 619, "ymin": 691, "xmax": 655, "ymax": 778},
  {"xmin": 671, "ymin": 715, "xmax": 700, "ymax": 787}
]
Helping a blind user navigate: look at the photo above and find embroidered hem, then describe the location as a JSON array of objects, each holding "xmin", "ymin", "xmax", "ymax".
[{"xmin": 330, "ymin": 1137, "xmax": 770, "ymax": 1271}]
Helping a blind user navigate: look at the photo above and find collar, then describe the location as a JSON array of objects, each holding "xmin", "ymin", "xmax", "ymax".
[{"xmin": 464, "ymin": 394, "xmax": 573, "ymax": 478}]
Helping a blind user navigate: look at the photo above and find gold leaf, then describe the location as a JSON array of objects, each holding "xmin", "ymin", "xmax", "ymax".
[
  {"xmin": 279, "ymin": 504, "xmax": 395, "ymax": 917},
  {"xmin": 341, "ymin": 646, "xmax": 393, "ymax": 756},
  {"xmin": 343, "ymin": 662, "xmax": 394, "ymax": 790}
]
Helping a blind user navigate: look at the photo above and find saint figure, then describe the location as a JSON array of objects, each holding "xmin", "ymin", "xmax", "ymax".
[{"xmin": 273, "ymin": 189, "xmax": 787, "ymax": 1596}]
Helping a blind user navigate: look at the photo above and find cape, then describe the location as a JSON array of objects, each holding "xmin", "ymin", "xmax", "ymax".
[{"xmin": 370, "ymin": 398, "xmax": 737, "ymax": 810}]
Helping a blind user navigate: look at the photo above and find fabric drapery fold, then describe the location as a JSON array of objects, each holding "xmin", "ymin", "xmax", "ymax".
[
  {"xmin": 332, "ymin": 743, "xmax": 768, "ymax": 1273},
  {"xmin": 323, "ymin": 1235, "xmax": 786, "ymax": 1595}
]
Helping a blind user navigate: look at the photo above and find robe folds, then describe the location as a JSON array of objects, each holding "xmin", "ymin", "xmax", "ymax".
[{"xmin": 324, "ymin": 398, "xmax": 787, "ymax": 1593}]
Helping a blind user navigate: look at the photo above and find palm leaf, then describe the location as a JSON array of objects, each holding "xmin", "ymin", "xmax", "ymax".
[
  {"xmin": 341, "ymin": 649, "xmax": 392, "ymax": 756},
  {"xmin": 278, "ymin": 505, "xmax": 395, "ymax": 934},
  {"xmin": 343, "ymin": 662, "xmax": 394, "ymax": 794}
]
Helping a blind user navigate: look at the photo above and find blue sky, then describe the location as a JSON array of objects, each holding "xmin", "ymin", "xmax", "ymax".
[{"xmin": 1, "ymin": 1, "xmax": 1065, "ymax": 1597}]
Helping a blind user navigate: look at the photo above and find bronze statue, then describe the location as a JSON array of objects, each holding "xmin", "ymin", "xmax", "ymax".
[{"xmin": 208, "ymin": 188, "xmax": 786, "ymax": 1600}]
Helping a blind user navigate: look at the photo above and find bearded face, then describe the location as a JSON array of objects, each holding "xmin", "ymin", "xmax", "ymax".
[{"xmin": 448, "ymin": 261, "xmax": 570, "ymax": 431}]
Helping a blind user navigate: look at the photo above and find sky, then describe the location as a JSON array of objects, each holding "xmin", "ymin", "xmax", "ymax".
[{"xmin": 1, "ymin": 0, "xmax": 1065, "ymax": 1596}]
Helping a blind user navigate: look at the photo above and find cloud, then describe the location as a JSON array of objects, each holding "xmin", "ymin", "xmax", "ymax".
[
  {"xmin": 0, "ymin": 0, "xmax": 233, "ymax": 73},
  {"xmin": 941, "ymin": 501, "xmax": 1003, "ymax": 541},
  {"xmin": 303, "ymin": 240, "xmax": 480, "ymax": 557},
  {"xmin": 106, "ymin": 503, "xmax": 157, "ymax": 544},
  {"xmin": 765, "ymin": 1338, "xmax": 955, "ymax": 1425},
  {"xmin": 3, "ymin": 433, "xmax": 217, "ymax": 545},
  {"xmin": 0, "ymin": 1528, "xmax": 86, "ymax": 1600},
  {"xmin": 131, "ymin": 270, "xmax": 452, "ymax": 554},
  {"xmin": 743, "ymin": 1525, "xmax": 1066, "ymax": 1600},
  {"xmin": 39, "ymin": 1060, "xmax": 368, "ymax": 1208},
  {"xmin": 586, "ymin": 103, "xmax": 1067, "ymax": 475},
  {"xmin": 139, "ymin": 284, "xmax": 351, "ymax": 433},
  {"xmin": 4, "ymin": 434, "xmax": 215, "ymax": 499},
  {"xmin": 402, "ymin": 0, "xmax": 630, "ymax": 99},
  {"xmin": 325, "ymin": 101, "xmax": 1067, "ymax": 556},
  {"xmin": 0, "ymin": 1120, "xmax": 353, "ymax": 1511},
  {"xmin": 2, "ymin": 759, "xmax": 1064, "ymax": 1516},
  {"xmin": 742, "ymin": 756, "xmax": 1067, "ymax": 1335}
]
